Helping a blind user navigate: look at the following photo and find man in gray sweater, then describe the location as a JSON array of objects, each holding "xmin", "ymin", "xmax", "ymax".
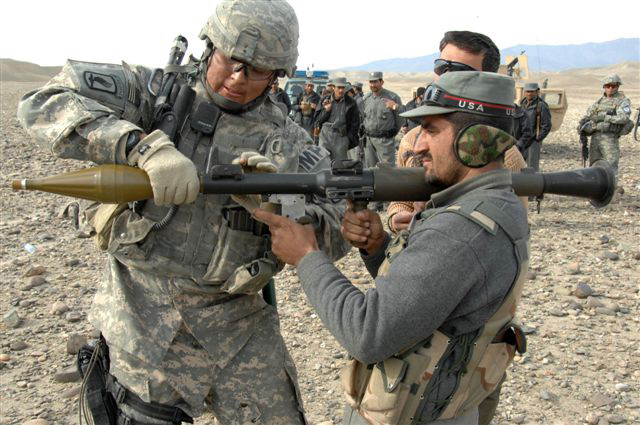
[{"xmin": 255, "ymin": 71, "xmax": 529, "ymax": 425}]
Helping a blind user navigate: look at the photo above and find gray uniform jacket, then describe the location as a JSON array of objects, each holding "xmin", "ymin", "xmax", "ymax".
[
  {"xmin": 296, "ymin": 170, "xmax": 528, "ymax": 364},
  {"xmin": 17, "ymin": 59, "xmax": 350, "ymax": 407},
  {"xmin": 362, "ymin": 88, "xmax": 404, "ymax": 138},
  {"xmin": 519, "ymin": 96, "xmax": 551, "ymax": 148}
]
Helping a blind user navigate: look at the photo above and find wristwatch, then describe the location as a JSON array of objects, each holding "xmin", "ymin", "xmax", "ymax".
[{"xmin": 124, "ymin": 131, "xmax": 142, "ymax": 157}]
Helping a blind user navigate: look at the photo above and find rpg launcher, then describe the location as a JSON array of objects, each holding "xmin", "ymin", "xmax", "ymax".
[{"xmin": 11, "ymin": 159, "xmax": 616, "ymax": 220}]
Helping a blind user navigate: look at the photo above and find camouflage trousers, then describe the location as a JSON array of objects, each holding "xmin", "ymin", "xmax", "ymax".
[
  {"xmin": 364, "ymin": 135, "xmax": 397, "ymax": 169},
  {"xmin": 108, "ymin": 306, "xmax": 306, "ymax": 425},
  {"xmin": 589, "ymin": 133, "xmax": 620, "ymax": 174}
]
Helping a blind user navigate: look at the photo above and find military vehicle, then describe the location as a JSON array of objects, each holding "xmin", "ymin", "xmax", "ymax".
[
  {"xmin": 499, "ymin": 52, "xmax": 568, "ymax": 132},
  {"xmin": 283, "ymin": 69, "xmax": 330, "ymax": 110}
]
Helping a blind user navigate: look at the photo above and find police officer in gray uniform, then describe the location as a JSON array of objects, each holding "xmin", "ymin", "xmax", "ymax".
[
  {"xmin": 316, "ymin": 77, "xmax": 361, "ymax": 162},
  {"xmin": 254, "ymin": 71, "xmax": 529, "ymax": 425},
  {"xmin": 17, "ymin": 1, "xmax": 349, "ymax": 424},
  {"xmin": 518, "ymin": 82, "xmax": 551, "ymax": 172},
  {"xmin": 362, "ymin": 72, "xmax": 404, "ymax": 170}
]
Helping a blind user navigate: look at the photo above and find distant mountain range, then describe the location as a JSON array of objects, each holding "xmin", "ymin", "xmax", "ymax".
[{"xmin": 340, "ymin": 38, "xmax": 640, "ymax": 72}]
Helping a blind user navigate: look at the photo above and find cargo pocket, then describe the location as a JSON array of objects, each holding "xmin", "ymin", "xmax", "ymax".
[
  {"xmin": 359, "ymin": 358, "xmax": 411, "ymax": 425},
  {"xmin": 201, "ymin": 219, "xmax": 268, "ymax": 289}
]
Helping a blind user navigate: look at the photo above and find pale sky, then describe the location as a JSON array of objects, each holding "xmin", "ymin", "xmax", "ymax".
[{"xmin": 1, "ymin": 0, "xmax": 638, "ymax": 70}]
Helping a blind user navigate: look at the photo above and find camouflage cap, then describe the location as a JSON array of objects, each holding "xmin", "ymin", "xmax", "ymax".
[
  {"xmin": 369, "ymin": 71, "xmax": 383, "ymax": 81},
  {"xmin": 305, "ymin": 78, "xmax": 315, "ymax": 85},
  {"xmin": 353, "ymin": 82, "xmax": 363, "ymax": 89},
  {"xmin": 523, "ymin": 82, "xmax": 539, "ymax": 91},
  {"xmin": 333, "ymin": 77, "xmax": 348, "ymax": 87},
  {"xmin": 327, "ymin": 79, "xmax": 335, "ymax": 86},
  {"xmin": 199, "ymin": 0, "xmax": 299, "ymax": 77},
  {"xmin": 455, "ymin": 124, "xmax": 516, "ymax": 168},
  {"xmin": 400, "ymin": 71, "xmax": 516, "ymax": 119},
  {"xmin": 602, "ymin": 74, "xmax": 622, "ymax": 86}
]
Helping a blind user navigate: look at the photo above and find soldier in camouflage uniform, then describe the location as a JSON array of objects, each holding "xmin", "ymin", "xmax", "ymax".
[
  {"xmin": 578, "ymin": 74, "xmax": 633, "ymax": 175},
  {"xmin": 17, "ymin": 1, "xmax": 349, "ymax": 424}
]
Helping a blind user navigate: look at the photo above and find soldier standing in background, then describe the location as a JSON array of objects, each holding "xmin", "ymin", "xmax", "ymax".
[
  {"xmin": 352, "ymin": 81, "xmax": 365, "ymax": 113},
  {"xmin": 316, "ymin": 77, "xmax": 361, "ymax": 161},
  {"xmin": 293, "ymin": 79, "xmax": 321, "ymax": 137},
  {"xmin": 578, "ymin": 74, "xmax": 633, "ymax": 176},
  {"xmin": 518, "ymin": 82, "xmax": 551, "ymax": 171},
  {"xmin": 269, "ymin": 79, "xmax": 292, "ymax": 114},
  {"xmin": 17, "ymin": 0, "xmax": 349, "ymax": 423},
  {"xmin": 401, "ymin": 86, "xmax": 426, "ymax": 134},
  {"xmin": 362, "ymin": 71, "xmax": 404, "ymax": 210}
]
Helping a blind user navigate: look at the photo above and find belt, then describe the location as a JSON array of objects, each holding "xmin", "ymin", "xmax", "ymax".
[
  {"xmin": 366, "ymin": 129, "xmax": 397, "ymax": 138},
  {"xmin": 330, "ymin": 126, "xmax": 348, "ymax": 137}
]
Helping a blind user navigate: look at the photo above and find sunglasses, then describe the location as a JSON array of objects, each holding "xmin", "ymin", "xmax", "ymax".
[
  {"xmin": 433, "ymin": 59, "xmax": 476, "ymax": 76},
  {"xmin": 213, "ymin": 49, "xmax": 274, "ymax": 81}
]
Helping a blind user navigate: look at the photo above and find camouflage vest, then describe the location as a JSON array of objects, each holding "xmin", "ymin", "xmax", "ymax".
[
  {"xmin": 105, "ymin": 81, "xmax": 296, "ymax": 295},
  {"xmin": 591, "ymin": 92, "xmax": 632, "ymax": 135},
  {"xmin": 340, "ymin": 198, "xmax": 528, "ymax": 424}
]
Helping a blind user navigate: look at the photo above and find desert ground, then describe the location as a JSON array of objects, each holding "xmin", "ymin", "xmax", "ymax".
[{"xmin": 1, "ymin": 62, "xmax": 639, "ymax": 425}]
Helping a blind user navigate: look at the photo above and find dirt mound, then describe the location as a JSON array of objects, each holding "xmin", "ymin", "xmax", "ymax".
[{"xmin": 1, "ymin": 59, "xmax": 61, "ymax": 82}]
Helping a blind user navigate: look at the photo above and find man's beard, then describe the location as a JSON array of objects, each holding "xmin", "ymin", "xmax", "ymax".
[{"xmin": 411, "ymin": 152, "xmax": 454, "ymax": 189}]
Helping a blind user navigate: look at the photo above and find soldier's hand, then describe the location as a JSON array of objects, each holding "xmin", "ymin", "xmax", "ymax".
[
  {"xmin": 128, "ymin": 130, "xmax": 199, "ymax": 206},
  {"xmin": 323, "ymin": 100, "xmax": 332, "ymax": 112},
  {"xmin": 341, "ymin": 202, "xmax": 386, "ymax": 254},
  {"xmin": 592, "ymin": 113, "xmax": 606, "ymax": 123},
  {"xmin": 231, "ymin": 151, "xmax": 278, "ymax": 212}
]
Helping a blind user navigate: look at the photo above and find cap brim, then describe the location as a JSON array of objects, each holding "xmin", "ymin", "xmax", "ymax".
[{"xmin": 400, "ymin": 105, "xmax": 456, "ymax": 118}]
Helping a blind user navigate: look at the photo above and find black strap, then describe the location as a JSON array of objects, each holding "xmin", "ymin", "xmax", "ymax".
[{"xmin": 107, "ymin": 376, "xmax": 193, "ymax": 424}]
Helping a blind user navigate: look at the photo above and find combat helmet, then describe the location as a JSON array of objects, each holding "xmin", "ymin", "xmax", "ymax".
[
  {"xmin": 602, "ymin": 74, "xmax": 623, "ymax": 86},
  {"xmin": 199, "ymin": 0, "xmax": 299, "ymax": 78}
]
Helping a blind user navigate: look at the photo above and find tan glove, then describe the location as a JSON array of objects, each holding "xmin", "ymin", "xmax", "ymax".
[
  {"xmin": 231, "ymin": 151, "xmax": 278, "ymax": 212},
  {"xmin": 127, "ymin": 129, "xmax": 199, "ymax": 206}
]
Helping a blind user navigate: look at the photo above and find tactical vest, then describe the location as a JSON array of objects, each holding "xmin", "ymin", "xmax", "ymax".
[
  {"xmin": 340, "ymin": 198, "xmax": 528, "ymax": 425},
  {"xmin": 105, "ymin": 80, "xmax": 295, "ymax": 295},
  {"xmin": 591, "ymin": 93, "xmax": 633, "ymax": 135}
]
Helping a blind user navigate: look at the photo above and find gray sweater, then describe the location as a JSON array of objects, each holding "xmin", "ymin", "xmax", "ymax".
[{"xmin": 296, "ymin": 170, "xmax": 528, "ymax": 364}]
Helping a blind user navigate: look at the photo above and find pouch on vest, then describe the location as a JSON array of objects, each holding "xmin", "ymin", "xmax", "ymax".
[
  {"xmin": 89, "ymin": 203, "xmax": 129, "ymax": 250},
  {"xmin": 619, "ymin": 119, "xmax": 634, "ymax": 136},
  {"xmin": 202, "ymin": 216, "xmax": 272, "ymax": 293},
  {"xmin": 220, "ymin": 252, "xmax": 282, "ymax": 295},
  {"xmin": 106, "ymin": 209, "xmax": 156, "ymax": 260},
  {"xmin": 340, "ymin": 332, "xmax": 451, "ymax": 425}
]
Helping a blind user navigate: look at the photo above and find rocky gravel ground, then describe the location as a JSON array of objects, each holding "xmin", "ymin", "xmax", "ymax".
[{"xmin": 1, "ymin": 81, "xmax": 639, "ymax": 425}]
